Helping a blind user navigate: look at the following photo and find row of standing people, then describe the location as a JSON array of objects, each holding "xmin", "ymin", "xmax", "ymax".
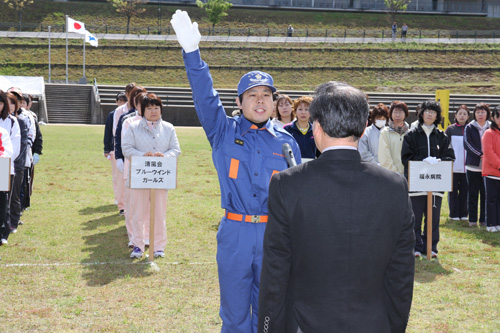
[
  {"xmin": 0, "ymin": 88, "xmax": 43, "ymax": 251},
  {"xmin": 359, "ymin": 100, "xmax": 500, "ymax": 258},
  {"xmin": 103, "ymin": 84, "xmax": 181, "ymax": 259}
]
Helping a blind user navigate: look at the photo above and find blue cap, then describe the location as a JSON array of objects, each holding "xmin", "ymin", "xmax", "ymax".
[{"xmin": 237, "ymin": 71, "xmax": 276, "ymax": 96}]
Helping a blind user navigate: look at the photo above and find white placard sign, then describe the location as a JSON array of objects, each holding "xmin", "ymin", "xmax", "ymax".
[
  {"xmin": 0, "ymin": 157, "xmax": 10, "ymax": 191},
  {"xmin": 130, "ymin": 156, "xmax": 177, "ymax": 190},
  {"xmin": 408, "ymin": 161, "xmax": 453, "ymax": 192}
]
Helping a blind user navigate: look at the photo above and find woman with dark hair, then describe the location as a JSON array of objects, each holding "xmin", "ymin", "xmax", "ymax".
[
  {"xmin": 122, "ymin": 94, "xmax": 181, "ymax": 259},
  {"xmin": 284, "ymin": 96, "xmax": 317, "ymax": 160},
  {"xmin": 359, "ymin": 103, "xmax": 389, "ymax": 164},
  {"xmin": 402, "ymin": 100, "xmax": 455, "ymax": 258},
  {"xmin": 271, "ymin": 94, "xmax": 295, "ymax": 129},
  {"xmin": 464, "ymin": 103, "xmax": 491, "ymax": 227},
  {"xmin": 0, "ymin": 90, "xmax": 15, "ymax": 246},
  {"xmin": 445, "ymin": 105, "xmax": 470, "ymax": 221},
  {"xmin": 379, "ymin": 101, "xmax": 410, "ymax": 175},
  {"xmin": 481, "ymin": 106, "xmax": 500, "ymax": 232}
]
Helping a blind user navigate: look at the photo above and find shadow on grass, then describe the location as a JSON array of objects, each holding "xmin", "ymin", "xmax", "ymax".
[
  {"xmin": 82, "ymin": 213, "xmax": 123, "ymax": 231},
  {"xmin": 79, "ymin": 204, "xmax": 117, "ymax": 216},
  {"xmin": 414, "ymin": 258, "xmax": 452, "ymax": 283},
  {"xmin": 81, "ymin": 224, "xmax": 153, "ymax": 286},
  {"xmin": 441, "ymin": 219, "xmax": 500, "ymax": 248}
]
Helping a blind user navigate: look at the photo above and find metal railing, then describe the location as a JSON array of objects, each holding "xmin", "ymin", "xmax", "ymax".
[{"xmin": 1, "ymin": 22, "xmax": 499, "ymax": 41}]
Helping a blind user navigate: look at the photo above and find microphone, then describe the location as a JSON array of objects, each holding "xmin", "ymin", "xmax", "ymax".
[{"xmin": 282, "ymin": 143, "xmax": 297, "ymax": 167}]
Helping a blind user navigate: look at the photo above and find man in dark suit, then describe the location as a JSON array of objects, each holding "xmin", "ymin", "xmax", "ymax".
[{"xmin": 258, "ymin": 81, "xmax": 415, "ymax": 333}]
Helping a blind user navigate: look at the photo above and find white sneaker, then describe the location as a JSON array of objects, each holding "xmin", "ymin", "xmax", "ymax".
[
  {"xmin": 431, "ymin": 251, "xmax": 438, "ymax": 259},
  {"xmin": 496, "ymin": 226, "xmax": 500, "ymax": 231},
  {"xmin": 154, "ymin": 251, "xmax": 165, "ymax": 258},
  {"xmin": 414, "ymin": 251, "xmax": 422, "ymax": 258},
  {"xmin": 451, "ymin": 217, "xmax": 460, "ymax": 221},
  {"xmin": 1, "ymin": 238, "xmax": 7, "ymax": 245},
  {"xmin": 145, "ymin": 239, "xmax": 150, "ymax": 247},
  {"xmin": 461, "ymin": 217, "xmax": 469, "ymax": 221},
  {"xmin": 11, "ymin": 228, "xmax": 17, "ymax": 234},
  {"xmin": 130, "ymin": 247, "xmax": 143, "ymax": 258},
  {"xmin": 127, "ymin": 241, "xmax": 134, "ymax": 248},
  {"xmin": 486, "ymin": 226, "xmax": 498, "ymax": 232}
]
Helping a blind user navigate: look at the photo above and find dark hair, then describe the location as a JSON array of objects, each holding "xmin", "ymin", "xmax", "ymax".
[
  {"xmin": 22, "ymin": 93, "xmax": 31, "ymax": 105},
  {"xmin": 129, "ymin": 86, "xmax": 147, "ymax": 108},
  {"xmin": 141, "ymin": 93, "xmax": 163, "ymax": 114},
  {"xmin": 418, "ymin": 100, "xmax": 442, "ymax": 126},
  {"xmin": 389, "ymin": 101, "xmax": 409, "ymax": 121},
  {"xmin": 370, "ymin": 103, "xmax": 389, "ymax": 122},
  {"xmin": 490, "ymin": 106, "xmax": 500, "ymax": 131},
  {"xmin": 0, "ymin": 90, "xmax": 10, "ymax": 120},
  {"xmin": 116, "ymin": 92, "xmax": 127, "ymax": 103},
  {"xmin": 275, "ymin": 94, "xmax": 295, "ymax": 121},
  {"xmin": 310, "ymin": 81, "xmax": 369, "ymax": 140},
  {"xmin": 455, "ymin": 104, "xmax": 470, "ymax": 124},
  {"xmin": 473, "ymin": 102, "xmax": 491, "ymax": 121},
  {"xmin": 125, "ymin": 82, "xmax": 136, "ymax": 96},
  {"xmin": 6, "ymin": 92, "xmax": 19, "ymax": 115}
]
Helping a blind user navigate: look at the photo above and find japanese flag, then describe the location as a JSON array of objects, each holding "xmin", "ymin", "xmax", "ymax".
[
  {"xmin": 67, "ymin": 16, "xmax": 85, "ymax": 35},
  {"xmin": 85, "ymin": 30, "xmax": 98, "ymax": 47}
]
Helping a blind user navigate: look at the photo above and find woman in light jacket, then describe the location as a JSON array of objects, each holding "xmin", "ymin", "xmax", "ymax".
[
  {"xmin": 122, "ymin": 93, "xmax": 181, "ymax": 259},
  {"xmin": 481, "ymin": 106, "xmax": 500, "ymax": 232},
  {"xmin": 359, "ymin": 103, "xmax": 389, "ymax": 164},
  {"xmin": 378, "ymin": 101, "xmax": 409, "ymax": 175},
  {"xmin": 464, "ymin": 103, "xmax": 491, "ymax": 227},
  {"xmin": 445, "ymin": 105, "xmax": 470, "ymax": 221},
  {"xmin": 402, "ymin": 100, "xmax": 455, "ymax": 259}
]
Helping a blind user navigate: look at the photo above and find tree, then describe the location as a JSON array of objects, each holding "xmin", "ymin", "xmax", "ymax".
[
  {"xmin": 196, "ymin": 0, "xmax": 232, "ymax": 30},
  {"xmin": 107, "ymin": 0, "xmax": 149, "ymax": 34},
  {"xmin": 385, "ymin": 0, "xmax": 410, "ymax": 24},
  {"xmin": 4, "ymin": 0, "xmax": 34, "ymax": 31}
]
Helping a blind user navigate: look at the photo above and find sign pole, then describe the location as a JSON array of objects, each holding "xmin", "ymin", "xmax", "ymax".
[
  {"xmin": 48, "ymin": 26, "xmax": 51, "ymax": 83},
  {"xmin": 427, "ymin": 191, "xmax": 433, "ymax": 260},
  {"xmin": 149, "ymin": 189, "xmax": 156, "ymax": 262},
  {"xmin": 83, "ymin": 33, "xmax": 85, "ymax": 80}
]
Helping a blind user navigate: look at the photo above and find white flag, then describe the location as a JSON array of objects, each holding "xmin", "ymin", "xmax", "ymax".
[
  {"xmin": 85, "ymin": 30, "xmax": 98, "ymax": 47},
  {"xmin": 67, "ymin": 16, "xmax": 85, "ymax": 35}
]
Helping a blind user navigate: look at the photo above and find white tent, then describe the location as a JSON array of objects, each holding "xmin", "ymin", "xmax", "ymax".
[{"xmin": 0, "ymin": 75, "xmax": 45, "ymax": 96}]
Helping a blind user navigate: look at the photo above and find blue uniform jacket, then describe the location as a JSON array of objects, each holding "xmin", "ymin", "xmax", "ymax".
[
  {"xmin": 103, "ymin": 110, "xmax": 114, "ymax": 154},
  {"xmin": 284, "ymin": 120, "xmax": 319, "ymax": 159},
  {"xmin": 183, "ymin": 50, "xmax": 301, "ymax": 215}
]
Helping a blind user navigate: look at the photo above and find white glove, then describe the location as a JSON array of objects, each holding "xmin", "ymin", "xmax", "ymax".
[
  {"xmin": 33, "ymin": 153, "xmax": 40, "ymax": 165},
  {"xmin": 170, "ymin": 10, "xmax": 201, "ymax": 54},
  {"xmin": 116, "ymin": 159, "xmax": 124, "ymax": 173},
  {"xmin": 423, "ymin": 156, "xmax": 440, "ymax": 165}
]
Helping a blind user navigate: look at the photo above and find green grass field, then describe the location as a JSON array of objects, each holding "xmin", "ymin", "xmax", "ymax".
[{"xmin": 0, "ymin": 125, "xmax": 499, "ymax": 331}]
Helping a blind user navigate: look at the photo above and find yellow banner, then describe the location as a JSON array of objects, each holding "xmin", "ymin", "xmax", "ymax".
[{"xmin": 435, "ymin": 90, "xmax": 451, "ymax": 130}]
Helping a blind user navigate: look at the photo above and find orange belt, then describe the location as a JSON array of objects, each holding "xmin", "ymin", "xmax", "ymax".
[{"xmin": 225, "ymin": 211, "xmax": 268, "ymax": 223}]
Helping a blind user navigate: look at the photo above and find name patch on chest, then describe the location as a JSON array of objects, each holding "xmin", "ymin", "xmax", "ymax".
[{"xmin": 235, "ymin": 139, "xmax": 244, "ymax": 146}]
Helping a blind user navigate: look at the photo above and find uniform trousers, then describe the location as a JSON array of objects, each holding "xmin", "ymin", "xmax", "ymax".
[
  {"xmin": 129, "ymin": 188, "xmax": 167, "ymax": 252},
  {"xmin": 0, "ymin": 191, "xmax": 9, "ymax": 239},
  {"xmin": 123, "ymin": 179, "xmax": 133, "ymax": 242},
  {"xmin": 484, "ymin": 177, "xmax": 500, "ymax": 227},
  {"xmin": 110, "ymin": 153, "xmax": 125, "ymax": 211},
  {"xmin": 411, "ymin": 195, "xmax": 443, "ymax": 254},
  {"xmin": 1, "ymin": 176, "xmax": 14, "ymax": 240},
  {"xmin": 448, "ymin": 172, "xmax": 468, "ymax": 219},
  {"xmin": 466, "ymin": 170, "xmax": 485, "ymax": 223},
  {"xmin": 217, "ymin": 217, "xmax": 266, "ymax": 333},
  {"xmin": 9, "ymin": 168, "xmax": 25, "ymax": 229}
]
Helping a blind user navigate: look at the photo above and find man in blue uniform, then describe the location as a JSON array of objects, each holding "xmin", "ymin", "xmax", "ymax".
[{"xmin": 171, "ymin": 10, "xmax": 302, "ymax": 333}]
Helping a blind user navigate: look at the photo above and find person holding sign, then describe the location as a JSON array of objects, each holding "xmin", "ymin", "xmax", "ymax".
[
  {"xmin": 481, "ymin": 106, "xmax": 500, "ymax": 232},
  {"xmin": 122, "ymin": 94, "xmax": 181, "ymax": 259},
  {"xmin": 171, "ymin": 9, "xmax": 301, "ymax": 332},
  {"xmin": 402, "ymin": 100, "xmax": 455, "ymax": 258}
]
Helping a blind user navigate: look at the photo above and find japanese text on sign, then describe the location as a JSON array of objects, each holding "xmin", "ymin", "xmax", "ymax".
[
  {"xmin": 130, "ymin": 156, "xmax": 177, "ymax": 189},
  {"xmin": 408, "ymin": 161, "xmax": 453, "ymax": 192}
]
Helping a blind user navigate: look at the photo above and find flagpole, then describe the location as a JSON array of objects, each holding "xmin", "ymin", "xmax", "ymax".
[
  {"xmin": 65, "ymin": 15, "xmax": 68, "ymax": 84},
  {"xmin": 83, "ymin": 33, "xmax": 86, "ymax": 81},
  {"xmin": 48, "ymin": 25, "xmax": 51, "ymax": 83}
]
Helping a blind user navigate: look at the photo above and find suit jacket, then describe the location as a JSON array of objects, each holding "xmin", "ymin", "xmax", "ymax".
[{"xmin": 258, "ymin": 149, "xmax": 415, "ymax": 333}]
